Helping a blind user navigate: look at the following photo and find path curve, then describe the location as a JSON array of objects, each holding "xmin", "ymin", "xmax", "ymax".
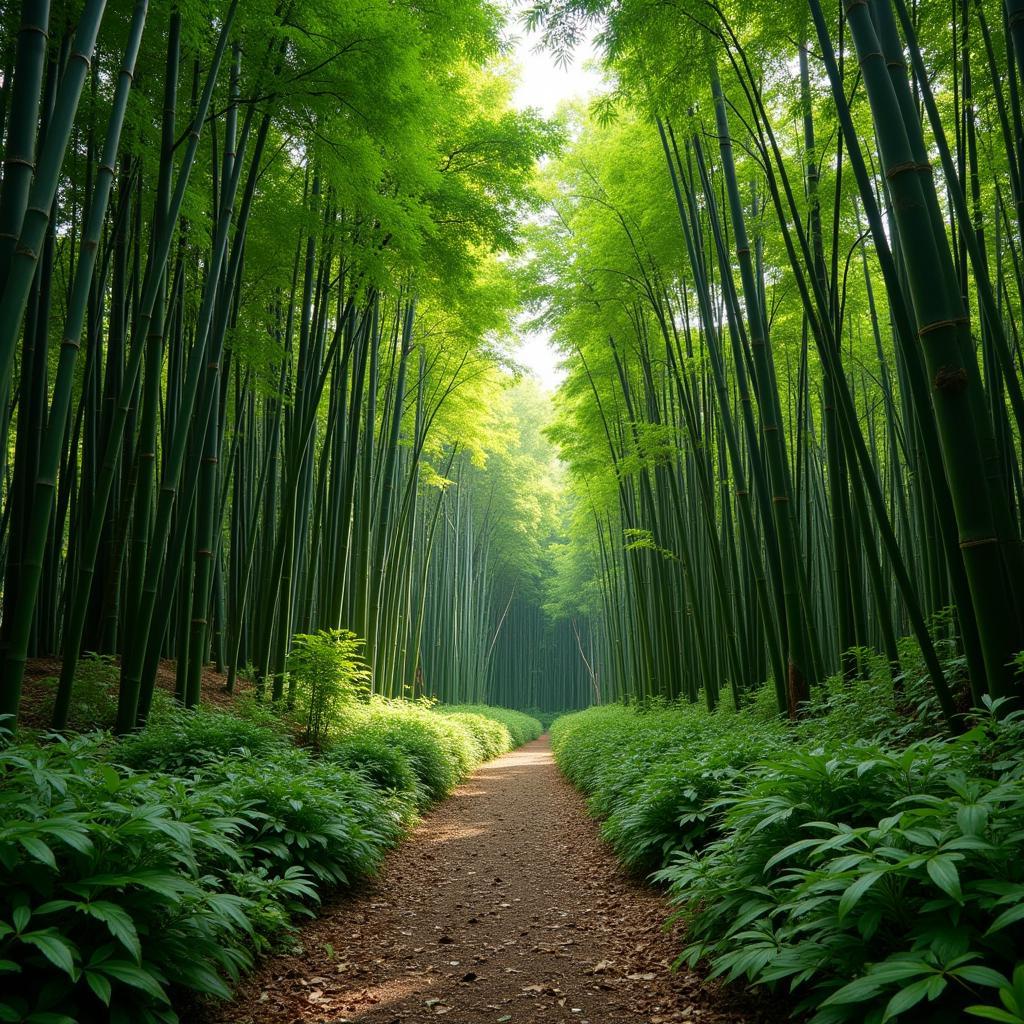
[{"xmin": 205, "ymin": 736, "xmax": 773, "ymax": 1024}]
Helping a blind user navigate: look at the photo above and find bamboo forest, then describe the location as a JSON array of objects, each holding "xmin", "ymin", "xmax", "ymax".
[{"xmin": 1, "ymin": 0, "xmax": 1023, "ymax": 1021}]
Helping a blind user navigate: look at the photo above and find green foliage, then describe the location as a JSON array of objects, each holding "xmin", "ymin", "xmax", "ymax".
[
  {"xmin": 967, "ymin": 965, "xmax": 1024, "ymax": 1023},
  {"xmin": 792, "ymin": 643, "xmax": 952, "ymax": 749},
  {"xmin": 441, "ymin": 712, "xmax": 513, "ymax": 761},
  {"xmin": 329, "ymin": 698, "xmax": 540, "ymax": 805},
  {"xmin": 36, "ymin": 655, "xmax": 118, "ymax": 731},
  {"xmin": 0, "ymin": 727, "xmax": 259, "ymax": 1023},
  {"xmin": 553, "ymin": 694, "xmax": 1024, "ymax": 1023},
  {"xmin": 116, "ymin": 706, "xmax": 288, "ymax": 773},
  {"xmin": 521, "ymin": 706, "xmax": 566, "ymax": 731},
  {"xmin": 286, "ymin": 630, "xmax": 370, "ymax": 747},
  {"xmin": 552, "ymin": 702, "xmax": 788, "ymax": 871},
  {"xmin": 440, "ymin": 704, "xmax": 544, "ymax": 747},
  {"xmin": 326, "ymin": 734, "xmax": 423, "ymax": 806},
  {"xmin": 331, "ymin": 699, "xmax": 461, "ymax": 802},
  {"xmin": 1, "ymin": 690, "xmax": 523, "ymax": 1021},
  {"xmin": 205, "ymin": 753, "xmax": 406, "ymax": 887}
]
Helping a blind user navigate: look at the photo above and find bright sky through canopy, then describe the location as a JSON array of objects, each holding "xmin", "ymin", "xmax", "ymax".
[
  {"xmin": 510, "ymin": 22, "xmax": 601, "ymax": 390},
  {"xmin": 512, "ymin": 22, "xmax": 602, "ymax": 118}
]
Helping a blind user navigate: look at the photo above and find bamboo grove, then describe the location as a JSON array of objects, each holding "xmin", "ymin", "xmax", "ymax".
[
  {"xmin": 0, "ymin": 0, "xmax": 599, "ymax": 731},
  {"xmin": 4, "ymin": 0, "xmax": 1023, "ymax": 732},
  {"xmin": 527, "ymin": 0, "xmax": 1024, "ymax": 722}
]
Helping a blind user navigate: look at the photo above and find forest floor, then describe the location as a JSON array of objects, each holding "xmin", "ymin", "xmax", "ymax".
[
  {"xmin": 199, "ymin": 736, "xmax": 781, "ymax": 1024},
  {"xmin": 18, "ymin": 657, "xmax": 249, "ymax": 729}
]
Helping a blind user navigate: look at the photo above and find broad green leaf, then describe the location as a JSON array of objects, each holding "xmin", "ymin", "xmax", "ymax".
[
  {"xmin": 99, "ymin": 961, "xmax": 171, "ymax": 1004},
  {"xmin": 81, "ymin": 901, "xmax": 142, "ymax": 962},
  {"xmin": 956, "ymin": 804, "xmax": 989, "ymax": 836},
  {"xmin": 838, "ymin": 870, "xmax": 884, "ymax": 920},
  {"xmin": 85, "ymin": 970, "xmax": 114, "ymax": 1006},
  {"xmin": 926, "ymin": 856, "xmax": 962, "ymax": 902},
  {"xmin": 18, "ymin": 837, "xmax": 56, "ymax": 869},
  {"xmin": 20, "ymin": 931, "xmax": 77, "ymax": 978},
  {"xmin": 953, "ymin": 967, "xmax": 1013, "ymax": 989},
  {"xmin": 882, "ymin": 977, "xmax": 937, "ymax": 1021},
  {"xmin": 986, "ymin": 904, "xmax": 1024, "ymax": 936},
  {"xmin": 966, "ymin": 1008, "xmax": 1023, "ymax": 1023}
]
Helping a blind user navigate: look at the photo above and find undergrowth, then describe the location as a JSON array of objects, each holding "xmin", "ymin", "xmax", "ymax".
[
  {"xmin": 551, "ymin": 659, "xmax": 1024, "ymax": 1024},
  {"xmin": 1, "ymin": 696, "xmax": 540, "ymax": 1023}
]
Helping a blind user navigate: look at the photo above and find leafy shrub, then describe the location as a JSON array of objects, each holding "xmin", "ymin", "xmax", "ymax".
[
  {"xmin": 332, "ymin": 699, "xmax": 474, "ymax": 802},
  {"xmin": 0, "ymin": 715, "xmax": 409, "ymax": 1022},
  {"xmin": 427, "ymin": 712, "xmax": 485, "ymax": 777},
  {"xmin": 286, "ymin": 629, "xmax": 370, "ymax": 746},
  {"xmin": 326, "ymin": 733, "xmax": 423, "ymax": 804},
  {"xmin": 0, "ymin": 729, "xmax": 258, "ymax": 1023},
  {"xmin": 552, "ymin": 702, "xmax": 787, "ymax": 869},
  {"xmin": 205, "ymin": 751, "xmax": 406, "ymax": 886},
  {"xmin": 116, "ymin": 704, "xmax": 287, "ymax": 773},
  {"xmin": 658, "ymin": 717, "xmax": 1024, "ymax": 1022},
  {"xmin": 1, "ymin": 689, "xmax": 537, "ymax": 1022},
  {"xmin": 328, "ymin": 700, "xmax": 539, "ymax": 804},
  {"xmin": 442, "ymin": 704, "xmax": 544, "ymax": 746},
  {"xmin": 521, "ymin": 706, "xmax": 566, "ymax": 731},
  {"xmin": 601, "ymin": 724, "xmax": 784, "ymax": 871},
  {"xmin": 555, "ymin": 692, "xmax": 1024, "ymax": 1024},
  {"xmin": 792, "ymin": 645, "xmax": 951, "ymax": 749},
  {"xmin": 440, "ymin": 711, "xmax": 512, "ymax": 760}
]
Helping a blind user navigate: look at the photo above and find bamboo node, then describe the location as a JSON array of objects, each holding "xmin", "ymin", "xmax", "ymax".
[
  {"xmin": 858, "ymin": 49, "xmax": 885, "ymax": 66},
  {"xmin": 771, "ymin": 496, "xmax": 790, "ymax": 504},
  {"xmin": 932, "ymin": 365, "xmax": 969, "ymax": 395},
  {"xmin": 3, "ymin": 157, "xmax": 34, "ymax": 170},
  {"xmin": 918, "ymin": 316, "xmax": 968, "ymax": 336},
  {"xmin": 885, "ymin": 161, "xmax": 930, "ymax": 181},
  {"xmin": 959, "ymin": 536, "xmax": 998, "ymax": 550}
]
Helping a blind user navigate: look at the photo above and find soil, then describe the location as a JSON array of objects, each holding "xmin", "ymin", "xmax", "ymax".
[
  {"xmin": 17, "ymin": 657, "xmax": 251, "ymax": 730},
  {"xmin": 201, "ymin": 736, "xmax": 780, "ymax": 1024}
]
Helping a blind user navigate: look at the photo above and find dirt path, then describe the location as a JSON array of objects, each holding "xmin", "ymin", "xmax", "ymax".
[{"xmin": 205, "ymin": 736, "xmax": 774, "ymax": 1024}]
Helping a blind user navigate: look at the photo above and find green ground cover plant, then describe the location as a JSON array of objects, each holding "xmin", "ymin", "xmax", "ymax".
[
  {"xmin": 439, "ymin": 704, "xmax": 545, "ymax": 748},
  {"xmin": 551, "ymin": 670, "xmax": 1024, "ymax": 1024},
  {"xmin": 0, "ymin": 696, "xmax": 538, "ymax": 1023}
]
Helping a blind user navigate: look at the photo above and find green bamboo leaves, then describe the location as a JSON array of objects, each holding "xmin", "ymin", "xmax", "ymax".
[
  {"xmin": 0, "ymin": 0, "xmax": 557, "ymax": 728},
  {"xmin": 530, "ymin": 0, "xmax": 1024, "ymax": 715}
]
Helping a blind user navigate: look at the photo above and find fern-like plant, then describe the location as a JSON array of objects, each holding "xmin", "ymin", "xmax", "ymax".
[{"xmin": 286, "ymin": 630, "xmax": 370, "ymax": 746}]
